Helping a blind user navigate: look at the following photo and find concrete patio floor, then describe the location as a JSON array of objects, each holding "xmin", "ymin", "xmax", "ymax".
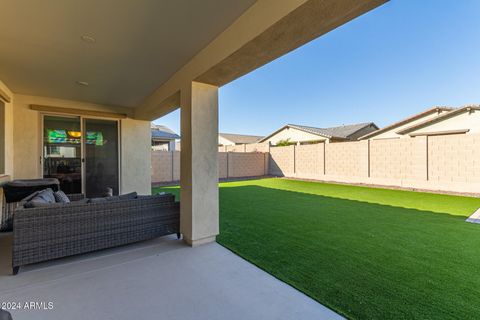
[{"xmin": 0, "ymin": 233, "xmax": 342, "ymax": 320}]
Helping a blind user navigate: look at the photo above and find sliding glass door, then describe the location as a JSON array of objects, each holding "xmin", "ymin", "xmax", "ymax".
[
  {"xmin": 43, "ymin": 115, "xmax": 82, "ymax": 194},
  {"xmin": 84, "ymin": 119, "xmax": 119, "ymax": 197},
  {"xmin": 42, "ymin": 115, "xmax": 119, "ymax": 197}
]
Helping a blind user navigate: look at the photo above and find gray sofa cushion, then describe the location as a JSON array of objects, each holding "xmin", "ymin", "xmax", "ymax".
[
  {"xmin": 24, "ymin": 188, "xmax": 56, "ymax": 208},
  {"xmin": 88, "ymin": 197, "xmax": 107, "ymax": 204},
  {"xmin": 71, "ymin": 198, "xmax": 89, "ymax": 204},
  {"xmin": 54, "ymin": 190, "xmax": 70, "ymax": 203},
  {"xmin": 89, "ymin": 192, "xmax": 138, "ymax": 204},
  {"xmin": 116, "ymin": 192, "xmax": 138, "ymax": 200}
]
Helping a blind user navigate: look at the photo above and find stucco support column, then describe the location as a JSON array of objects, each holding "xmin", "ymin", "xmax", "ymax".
[{"xmin": 180, "ymin": 81, "xmax": 219, "ymax": 246}]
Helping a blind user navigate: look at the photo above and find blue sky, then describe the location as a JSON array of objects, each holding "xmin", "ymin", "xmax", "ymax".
[{"xmin": 155, "ymin": 0, "xmax": 480, "ymax": 136}]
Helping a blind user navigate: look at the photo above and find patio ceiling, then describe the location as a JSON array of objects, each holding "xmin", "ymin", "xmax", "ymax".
[
  {"xmin": 0, "ymin": 0, "xmax": 256, "ymax": 108},
  {"xmin": 0, "ymin": 0, "xmax": 387, "ymax": 120}
]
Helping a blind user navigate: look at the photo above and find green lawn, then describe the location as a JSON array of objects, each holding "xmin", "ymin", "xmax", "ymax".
[{"xmin": 153, "ymin": 178, "xmax": 480, "ymax": 319}]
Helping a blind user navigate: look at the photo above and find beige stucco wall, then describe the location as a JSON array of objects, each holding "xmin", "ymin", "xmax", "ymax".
[
  {"xmin": 0, "ymin": 80, "xmax": 14, "ymax": 177},
  {"xmin": 264, "ymin": 127, "xmax": 327, "ymax": 145},
  {"xmin": 225, "ymin": 144, "xmax": 246, "ymax": 152},
  {"xmin": 218, "ymin": 135, "xmax": 235, "ymax": 146},
  {"xmin": 408, "ymin": 110, "xmax": 480, "ymax": 135},
  {"xmin": 10, "ymin": 93, "xmax": 150, "ymax": 194},
  {"xmin": 245, "ymin": 143, "xmax": 269, "ymax": 153},
  {"xmin": 121, "ymin": 118, "xmax": 151, "ymax": 195},
  {"xmin": 369, "ymin": 110, "xmax": 449, "ymax": 140}
]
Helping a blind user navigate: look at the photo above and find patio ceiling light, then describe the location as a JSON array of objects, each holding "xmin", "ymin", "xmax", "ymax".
[{"xmin": 76, "ymin": 81, "xmax": 89, "ymax": 86}]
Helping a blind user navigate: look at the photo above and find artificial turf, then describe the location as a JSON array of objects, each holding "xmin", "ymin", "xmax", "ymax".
[{"xmin": 153, "ymin": 178, "xmax": 480, "ymax": 319}]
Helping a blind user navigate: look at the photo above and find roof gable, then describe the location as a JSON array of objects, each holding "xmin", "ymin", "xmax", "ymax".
[
  {"xmin": 259, "ymin": 122, "xmax": 377, "ymax": 142},
  {"xmin": 396, "ymin": 105, "xmax": 480, "ymax": 135},
  {"xmin": 359, "ymin": 107, "xmax": 453, "ymax": 139},
  {"xmin": 219, "ymin": 133, "xmax": 263, "ymax": 144}
]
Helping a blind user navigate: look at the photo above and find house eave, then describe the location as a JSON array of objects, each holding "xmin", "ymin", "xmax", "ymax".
[
  {"xmin": 397, "ymin": 105, "xmax": 480, "ymax": 135},
  {"xmin": 358, "ymin": 106, "xmax": 454, "ymax": 140}
]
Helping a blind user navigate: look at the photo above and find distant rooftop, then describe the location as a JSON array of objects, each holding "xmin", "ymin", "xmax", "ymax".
[
  {"xmin": 219, "ymin": 133, "xmax": 263, "ymax": 144},
  {"xmin": 259, "ymin": 122, "xmax": 378, "ymax": 142},
  {"xmin": 289, "ymin": 122, "xmax": 377, "ymax": 139},
  {"xmin": 151, "ymin": 124, "xmax": 180, "ymax": 140},
  {"xmin": 359, "ymin": 106, "xmax": 454, "ymax": 140}
]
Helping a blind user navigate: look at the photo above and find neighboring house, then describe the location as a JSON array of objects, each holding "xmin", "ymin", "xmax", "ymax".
[
  {"xmin": 259, "ymin": 122, "xmax": 378, "ymax": 145},
  {"xmin": 359, "ymin": 106, "xmax": 453, "ymax": 140},
  {"xmin": 151, "ymin": 124, "xmax": 180, "ymax": 151},
  {"xmin": 395, "ymin": 105, "xmax": 480, "ymax": 137},
  {"xmin": 218, "ymin": 133, "xmax": 263, "ymax": 146}
]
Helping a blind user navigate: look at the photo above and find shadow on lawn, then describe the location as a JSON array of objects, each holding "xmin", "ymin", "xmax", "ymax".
[{"xmin": 215, "ymin": 185, "xmax": 480, "ymax": 320}]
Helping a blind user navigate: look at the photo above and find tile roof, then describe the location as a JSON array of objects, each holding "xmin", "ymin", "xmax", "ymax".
[
  {"xmin": 289, "ymin": 122, "xmax": 377, "ymax": 140},
  {"xmin": 151, "ymin": 124, "xmax": 180, "ymax": 140}
]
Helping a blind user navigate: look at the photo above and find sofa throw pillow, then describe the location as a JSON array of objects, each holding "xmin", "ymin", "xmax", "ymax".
[
  {"xmin": 24, "ymin": 188, "xmax": 56, "ymax": 208},
  {"xmin": 54, "ymin": 190, "xmax": 70, "ymax": 203}
]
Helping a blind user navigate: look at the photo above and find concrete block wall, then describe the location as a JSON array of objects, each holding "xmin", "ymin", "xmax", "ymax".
[
  {"xmin": 245, "ymin": 143, "xmax": 269, "ymax": 153},
  {"xmin": 325, "ymin": 140, "xmax": 369, "ymax": 179},
  {"xmin": 295, "ymin": 143, "xmax": 325, "ymax": 180},
  {"xmin": 267, "ymin": 134, "xmax": 480, "ymax": 193},
  {"xmin": 269, "ymin": 145, "xmax": 295, "ymax": 176},
  {"xmin": 428, "ymin": 135, "xmax": 480, "ymax": 184},
  {"xmin": 152, "ymin": 151, "xmax": 267, "ymax": 183},
  {"xmin": 151, "ymin": 151, "xmax": 175, "ymax": 183},
  {"xmin": 172, "ymin": 151, "xmax": 180, "ymax": 181},
  {"xmin": 218, "ymin": 143, "xmax": 269, "ymax": 153},
  {"xmin": 227, "ymin": 152, "xmax": 267, "ymax": 178},
  {"xmin": 218, "ymin": 153, "xmax": 228, "ymax": 179},
  {"xmin": 225, "ymin": 145, "xmax": 245, "ymax": 152},
  {"xmin": 155, "ymin": 134, "xmax": 480, "ymax": 193},
  {"xmin": 370, "ymin": 137, "xmax": 427, "ymax": 183}
]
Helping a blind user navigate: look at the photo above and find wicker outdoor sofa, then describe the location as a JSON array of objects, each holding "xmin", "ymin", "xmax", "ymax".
[{"xmin": 12, "ymin": 193, "xmax": 180, "ymax": 275}]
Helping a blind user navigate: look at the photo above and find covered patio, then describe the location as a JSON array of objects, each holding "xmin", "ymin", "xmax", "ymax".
[
  {"xmin": 0, "ymin": 233, "xmax": 340, "ymax": 320},
  {"xmin": 0, "ymin": 0, "xmax": 386, "ymax": 318}
]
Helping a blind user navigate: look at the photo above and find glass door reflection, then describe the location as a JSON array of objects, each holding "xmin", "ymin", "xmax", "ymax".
[
  {"xmin": 43, "ymin": 115, "xmax": 82, "ymax": 194},
  {"xmin": 84, "ymin": 119, "xmax": 119, "ymax": 198}
]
